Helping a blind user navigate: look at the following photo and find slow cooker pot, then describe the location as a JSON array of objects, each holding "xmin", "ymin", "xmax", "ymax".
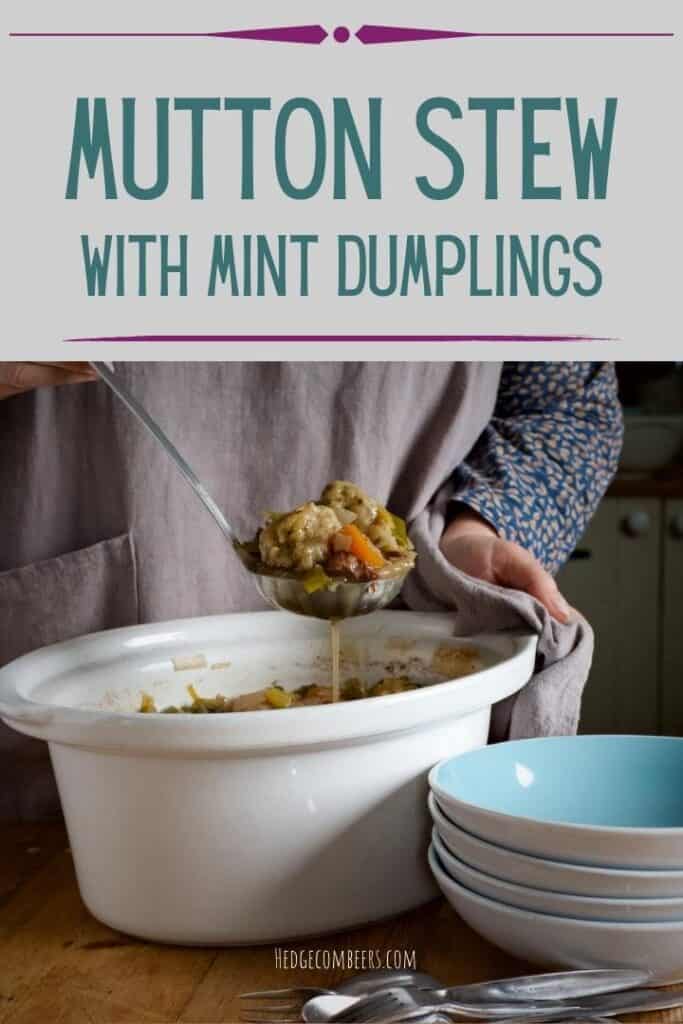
[{"xmin": 0, "ymin": 610, "xmax": 536, "ymax": 944}]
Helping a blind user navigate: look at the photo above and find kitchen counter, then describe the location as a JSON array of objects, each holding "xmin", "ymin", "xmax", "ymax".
[{"xmin": 1, "ymin": 825, "xmax": 683, "ymax": 1024}]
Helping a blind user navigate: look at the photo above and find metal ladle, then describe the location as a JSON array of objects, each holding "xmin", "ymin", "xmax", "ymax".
[{"xmin": 90, "ymin": 362, "xmax": 410, "ymax": 620}]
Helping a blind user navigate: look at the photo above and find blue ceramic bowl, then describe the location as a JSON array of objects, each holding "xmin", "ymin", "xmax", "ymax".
[{"xmin": 429, "ymin": 736, "xmax": 683, "ymax": 870}]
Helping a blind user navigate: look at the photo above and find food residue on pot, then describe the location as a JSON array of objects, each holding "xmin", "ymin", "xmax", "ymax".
[
  {"xmin": 139, "ymin": 677, "xmax": 420, "ymax": 714},
  {"xmin": 172, "ymin": 654, "xmax": 208, "ymax": 672},
  {"xmin": 137, "ymin": 642, "xmax": 483, "ymax": 714}
]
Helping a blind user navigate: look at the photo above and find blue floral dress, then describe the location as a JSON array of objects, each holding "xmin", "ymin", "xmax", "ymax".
[{"xmin": 453, "ymin": 362, "xmax": 623, "ymax": 573}]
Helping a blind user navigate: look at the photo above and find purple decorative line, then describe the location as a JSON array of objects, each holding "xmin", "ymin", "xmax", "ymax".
[
  {"xmin": 356, "ymin": 25, "xmax": 674, "ymax": 43},
  {"xmin": 10, "ymin": 25, "xmax": 329, "ymax": 44},
  {"xmin": 64, "ymin": 334, "xmax": 605, "ymax": 343},
  {"xmin": 10, "ymin": 24, "xmax": 673, "ymax": 45}
]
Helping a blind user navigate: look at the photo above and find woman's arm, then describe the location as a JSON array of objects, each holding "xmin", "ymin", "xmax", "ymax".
[
  {"xmin": 0, "ymin": 362, "xmax": 96, "ymax": 400},
  {"xmin": 449, "ymin": 362, "xmax": 623, "ymax": 574},
  {"xmin": 441, "ymin": 362, "xmax": 623, "ymax": 621}
]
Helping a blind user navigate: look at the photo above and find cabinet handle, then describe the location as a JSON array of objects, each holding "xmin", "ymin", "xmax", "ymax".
[
  {"xmin": 622, "ymin": 511, "xmax": 651, "ymax": 538},
  {"xmin": 671, "ymin": 512, "xmax": 683, "ymax": 540}
]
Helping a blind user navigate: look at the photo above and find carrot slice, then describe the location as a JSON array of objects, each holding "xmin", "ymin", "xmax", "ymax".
[{"xmin": 339, "ymin": 524, "xmax": 385, "ymax": 568}]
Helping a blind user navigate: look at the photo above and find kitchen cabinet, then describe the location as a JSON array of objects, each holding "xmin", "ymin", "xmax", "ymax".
[
  {"xmin": 558, "ymin": 498, "xmax": 661, "ymax": 734},
  {"xmin": 662, "ymin": 500, "xmax": 683, "ymax": 735},
  {"xmin": 558, "ymin": 495, "xmax": 683, "ymax": 735}
]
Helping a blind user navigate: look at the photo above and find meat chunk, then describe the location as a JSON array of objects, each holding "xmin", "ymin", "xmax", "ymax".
[
  {"xmin": 324, "ymin": 550, "xmax": 377, "ymax": 582},
  {"xmin": 368, "ymin": 676, "xmax": 417, "ymax": 697},
  {"xmin": 296, "ymin": 684, "xmax": 334, "ymax": 705},
  {"xmin": 231, "ymin": 687, "xmax": 272, "ymax": 712}
]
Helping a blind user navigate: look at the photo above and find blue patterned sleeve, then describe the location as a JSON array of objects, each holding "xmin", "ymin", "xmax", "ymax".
[{"xmin": 452, "ymin": 363, "xmax": 624, "ymax": 574}]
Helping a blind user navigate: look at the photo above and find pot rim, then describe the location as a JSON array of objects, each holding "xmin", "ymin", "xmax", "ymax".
[{"xmin": 0, "ymin": 610, "xmax": 537, "ymax": 755}]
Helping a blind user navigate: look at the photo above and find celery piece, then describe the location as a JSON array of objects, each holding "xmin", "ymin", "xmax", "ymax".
[
  {"xmin": 390, "ymin": 513, "xmax": 409, "ymax": 548},
  {"xmin": 302, "ymin": 565, "xmax": 332, "ymax": 594}
]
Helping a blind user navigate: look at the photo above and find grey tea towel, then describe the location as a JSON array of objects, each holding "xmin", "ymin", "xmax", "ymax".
[{"xmin": 403, "ymin": 485, "xmax": 594, "ymax": 740}]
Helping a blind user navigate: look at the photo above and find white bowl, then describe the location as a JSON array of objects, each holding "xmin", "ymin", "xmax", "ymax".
[
  {"xmin": 428, "ymin": 845, "xmax": 683, "ymax": 982},
  {"xmin": 428, "ymin": 793, "xmax": 683, "ymax": 899},
  {"xmin": 432, "ymin": 829, "xmax": 683, "ymax": 924},
  {"xmin": 429, "ymin": 736, "xmax": 683, "ymax": 869},
  {"xmin": 0, "ymin": 610, "xmax": 536, "ymax": 945}
]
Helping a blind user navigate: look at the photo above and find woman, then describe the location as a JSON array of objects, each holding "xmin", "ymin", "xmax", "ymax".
[{"xmin": 0, "ymin": 361, "xmax": 622, "ymax": 819}]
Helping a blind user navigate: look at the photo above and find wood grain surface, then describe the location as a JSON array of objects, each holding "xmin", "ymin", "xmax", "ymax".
[{"xmin": 0, "ymin": 824, "xmax": 681, "ymax": 1024}]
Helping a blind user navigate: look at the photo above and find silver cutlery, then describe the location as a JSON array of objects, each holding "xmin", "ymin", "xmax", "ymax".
[
  {"xmin": 340, "ymin": 1011, "xmax": 614, "ymax": 1024},
  {"xmin": 309, "ymin": 991, "xmax": 586, "ymax": 1024},
  {"xmin": 362, "ymin": 1011, "xmax": 614, "ymax": 1024},
  {"xmin": 239, "ymin": 968, "xmax": 648, "ymax": 1024},
  {"xmin": 238, "ymin": 970, "xmax": 442, "ymax": 1021},
  {"xmin": 239, "ymin": 962, "xmax": 647, "ymax": 1019},
  {"xmin": 571, "ymin": 987, "xmax": 683, "ymax": 1016},
  {"xmin": 444, "ymin": 970, "xmax": 649, "ymax": 1002},
  {"xmin": 243, "ymin": 992, "xmax": 568, "ymax": 1024},
  {"xmin": 319, "ymin": 984, "xmax": 683, "ymax": 1024}
]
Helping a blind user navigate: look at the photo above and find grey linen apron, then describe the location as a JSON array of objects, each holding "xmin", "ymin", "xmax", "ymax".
[{"xmin": 0, "ymin": 363, "xmax": 591, "ymax": 820}]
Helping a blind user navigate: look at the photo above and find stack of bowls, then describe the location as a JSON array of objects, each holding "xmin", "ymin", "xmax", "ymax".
[{"xmin": 427, "ymin": 736, "xmax": 683, "ymax": 981}]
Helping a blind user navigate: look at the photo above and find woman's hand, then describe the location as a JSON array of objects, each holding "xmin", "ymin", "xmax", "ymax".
[
  {"xmin": 440, "ymin": 507, "xmax": 572, "ymax": 624},
  {"xmin": 0, "ymin": 362, "xmax": 97, "ymax": 400}
]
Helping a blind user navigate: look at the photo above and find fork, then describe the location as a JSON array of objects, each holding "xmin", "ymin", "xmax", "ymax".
[{"xmin": 239, "ymin": 970, "xmax": 443, "ymax": 1021}]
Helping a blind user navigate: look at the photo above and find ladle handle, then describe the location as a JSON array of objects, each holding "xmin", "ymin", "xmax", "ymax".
[{"xmin": 90, "ymin": 362, "xmax": 237, "ymax": 546}]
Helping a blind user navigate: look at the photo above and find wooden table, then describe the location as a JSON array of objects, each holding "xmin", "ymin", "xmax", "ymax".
[{"xmin": 1, "ymin": 824, "xmax": 682, "ymax": 1024}]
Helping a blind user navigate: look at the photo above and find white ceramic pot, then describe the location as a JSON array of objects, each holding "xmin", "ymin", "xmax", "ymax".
[
  {"xmin": 429, "ymin": 846, "xmax": 683, "ymax": 983},
  {"xmin": 432, "ymin": 830, "xmax": 683, "ymax": 924},
  {"xmin": 0, "ymin": 611, "xmax": 535, "ymax": 945},
  {"xmin": 429, "ymin": 794, "xmax": 683, "ymax": 900}
]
